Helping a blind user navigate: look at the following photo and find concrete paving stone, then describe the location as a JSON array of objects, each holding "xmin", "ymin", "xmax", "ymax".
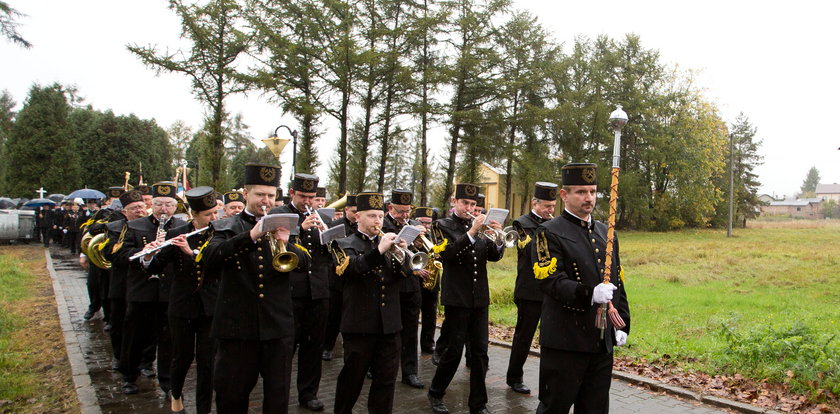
[{"xmin": 48, "ymin": 247, "xmax": 740, "ymax": 414}]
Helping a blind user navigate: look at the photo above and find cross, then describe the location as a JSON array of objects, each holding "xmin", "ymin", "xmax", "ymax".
[{"xmin": 36, "ymin": 187, "xmax": 47, "ymax": 198}]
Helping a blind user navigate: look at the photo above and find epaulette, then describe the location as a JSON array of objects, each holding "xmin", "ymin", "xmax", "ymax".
[
  {"xmin": 532, "ymin": 230, "xmax": 557, "ymax": 280},
  {"xmin": 293, "ymin": 243, "xmax": 311, "ymax": 258}
]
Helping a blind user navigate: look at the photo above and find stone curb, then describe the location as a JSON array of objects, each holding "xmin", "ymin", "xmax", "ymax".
[
  {"xmin": 45, "ymin": 249, "xmax": 102, "ymax": 414},
  {"xmin": 487, "ymin": 337, "xmax": 782, "ymax": 414}
]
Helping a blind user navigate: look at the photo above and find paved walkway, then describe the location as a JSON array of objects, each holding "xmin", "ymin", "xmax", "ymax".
[{"xmin": 48, "ymin": 247, "xmax": 731, "ymax": 413}]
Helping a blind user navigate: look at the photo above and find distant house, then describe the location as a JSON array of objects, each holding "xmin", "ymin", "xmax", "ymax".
[
  {"xmin": 758, "ymin": 194, "xmax": 780, "ymax": 203},
  {"xmin": 457, "ymin": 162, "xmax": 528, "ymax": 221},
  {"xmin": 761, "ymin": 197, "xmax": 823, "ymax": 219},
  {"xmin": 815, "ymin": 183, "xmax": 840, "ymax": 202}
]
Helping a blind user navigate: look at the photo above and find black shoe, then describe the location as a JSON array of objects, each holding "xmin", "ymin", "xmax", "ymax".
[
  {"xmin": 321, "ymin": 350, "xmax": 332, "ymax": 361},
  {"xmin": 122, "ymin": 381, "xmax": 139, "ymax": 394},
  {"xmin": 471, "ymin": 409, "xmax": 490, "ymax": 414},
  {"xmin": 141, "ymin": 368, "xmax": 156, "ymax": 378},
  {"xmin": 83, "ymin": 310, "xmax": 95, "ymax": 320},
  {"xmin": 431, "ymin": 352, "xmax": 441, "ymax": 366},
  {"xmin": 427, "ymin": 393, "xmax": 449, "ymax": 414},
  {"xmin": 103, "ymin": 323, "xmax": 112, "ymax": 332},
  {"xmin": 366, "ymin": 370, "xmax": 373, "ymax": 379},
  {"xmin": 507, "ymin": 381, "xmax": 531, "ymax": 394},
  {"xmin": 302, "ymin": 399, "xmax": 324, "ymax": 411},
  {"xmin": 402, "ymin": 374, "xmax": 425, "ymax": 389}
]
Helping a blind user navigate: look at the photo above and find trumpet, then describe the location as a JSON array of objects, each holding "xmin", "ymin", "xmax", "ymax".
[
  {"xmin": 373, "ymin": 226, "xmax": 429, "ymax": 271},
  {"xmin": 305, "ymin": 205, "xmax": 329, "ymax": 231},
  {"xmin": 261, "ymin": 206, "xmax": 299, "ymax": 272},
  {"xmin": 401, "ymin": 219, "xmax": 442, "ymax": 289},
  {"xmin": 465, "ymin": 211, "xmax": 518, "ymax": 248}
]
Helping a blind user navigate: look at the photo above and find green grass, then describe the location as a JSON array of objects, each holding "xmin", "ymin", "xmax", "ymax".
[
  {"xmin": 0, "ymin": 252, "xmax": 40, "ymax": 400},
  {"xmin": 487, "ymin": 221, "xmax": 840, "ymax": 399}
]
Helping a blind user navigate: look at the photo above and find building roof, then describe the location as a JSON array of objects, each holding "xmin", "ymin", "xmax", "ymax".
[
  {"xmin": 815, "ymin": 183, "xmax": 840, "ymax": 194},
  {"xmin": 769, "ymin": 198, "xmax": 823, "ymax": 207},
  {"xmin": 481, "ymin": 162, "xmax": 507, "ymax": 176}
]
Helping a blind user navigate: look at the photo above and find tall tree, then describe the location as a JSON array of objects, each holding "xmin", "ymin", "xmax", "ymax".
[
  {"xmin": 438, "ymin": 0, "xmax": 510, "ymax": 209},
  {"xmin": 128, "ymin": 0, "xmax": 249, "ymax": 188},
  {"xmin": 727, "ymin": 113, "xmax": 763, "ymax": 225},
  {"xmin": 0, "ymin": 89, "xmax": 15, "ymax": 193},
  {"xmin": 5, "ymin": 83, "xmax": 81, "ymax": 196},
  {"xmin": 0, "ymin": 1, "xmax": 31, "ymax": 48},
  {"xmin": 799, "ymin": 166, "xmax": 820, "ymax": 197}
]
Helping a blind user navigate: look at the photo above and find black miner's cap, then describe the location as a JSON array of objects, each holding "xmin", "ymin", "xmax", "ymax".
[{"xmin": 561, "ymin": 163, "xmax": 598, "ymax": 186}]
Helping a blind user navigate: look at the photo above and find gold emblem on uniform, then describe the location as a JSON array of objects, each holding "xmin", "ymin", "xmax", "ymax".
[
  {"xmin": 158, "ymin": 186, "xmax": 171, "ymax": 196},
  {"xmin": 582, "ymin": 167, "xmax": 596, "ymax": 183},
  {"xmin": 464, "ymin": 185, "xmax": 477, "ymax": 196},
  {"xmin": 370, "ymin": 195, "xmax": 384, "ymax": 209},
  {"xmin": 303, "ymin": 179, "xmax": 315, "ymax": 191},
  {"xmin": 533, "ymin": 231, "xmax": 557, "ymax": 280},
  {"xmin": 548, "ymin": 188, "xmax": 557, "ymax": 199},
  {"xmin": 260, "ymin": 167, "xmax": 276, "ymax": 183},
  {"xmin": 229, "ymin": 193, "xmax": 239, "ymax": 201},
  {"xmin": 399, "ymin": 193, "xmax": 411, "ymax": 205},
  {"xmin": 130, "ymin": 192, "xmax": 143, "ymax": 201},
  {"xmin": 204, "ymin": 194, "xmax": 216, "ymax": 208}
]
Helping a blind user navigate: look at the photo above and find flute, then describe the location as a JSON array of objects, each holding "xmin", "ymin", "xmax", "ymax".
[{"xmin": 129, "ymin": 226, "xmax": 209, "ymax": 260}]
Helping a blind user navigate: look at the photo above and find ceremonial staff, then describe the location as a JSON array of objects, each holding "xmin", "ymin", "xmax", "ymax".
[{"xmin": 596, "ymin": 105, "xmax": 629, "ymax": 338}]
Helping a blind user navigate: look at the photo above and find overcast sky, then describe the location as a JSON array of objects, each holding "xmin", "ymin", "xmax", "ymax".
[{"xmin": 2, "ymin": 0, "xmax": 838, "ymax": 197}]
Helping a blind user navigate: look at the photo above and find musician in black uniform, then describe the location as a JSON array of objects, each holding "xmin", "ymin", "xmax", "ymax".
[
  {"xmin": 63, "ymin": 200, "xmax": 82, "ymax": 254},
  {"xmin": 427, "ymin": 183, "xmax": 505, "ymax": 414},
  {"xmin": 222, "ymin": 191, "xmax": 245, "ymax": 218},
  {"xmin": 145, "ymin": 186, "xmax": 219, "ymax": 414},
  {"xmin": 331, "ymin": 192, "xmax": 411, "ymax": 414},
  {"xmin": 79, "ymin": 191, "xmax": 111, "ymax": 321},
  {"xmin": 531, "ymin": 163, "xmax": 630, "ymax": 414},
  {"xmin": 270, "ymin": 173, "xmax": 331, "ymax": 411},
  {"xmin": 314, "ymin": 187, "xmax": 327, "ymax": 209},
  {"xmin": 274, "ymin": 188, "xmax": 285, "ymax": 207},
  {"xmin": 382, "ymin": 189, "xmax": 426, "ymax": 389},
  {"xmin": 413, "ymin": 207, "xmax": 439, "ymax": 354},
  {"xmin": 504, "ymin": 182, "xmax": 557, "ymax": 395},
  {"xmin": 203, "ymin": 163, "xmax": 310, "ymax": 414},
  {"xmin": 112, "ymin": 182, "xmax": 186, "ymax": 395},
  {"xmin": 101, "ymin": 190, "xmax": 147, "ymax": 371},
  {"xmin": 322, "ymin": 194, "xmax": 356, "ymax": 361}
]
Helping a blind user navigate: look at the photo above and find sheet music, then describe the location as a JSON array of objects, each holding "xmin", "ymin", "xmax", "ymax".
[
  {"xmin": 318, "ymin": 208, "xmax": 335, "ymax": 219},
  {"xmin": 260, "ymin": 213, "xmax": 300, "ymax": 236},
  {"xmin": 320, "ymin": 224, "xmax": 346, "ymax": 245},
  {"xmin": 483, "ymin": 208, "xmax": 509, "ymax": 225},
  {"xmin": 396, "ymin": 225, "xmax": 422, "ymax": 245}
]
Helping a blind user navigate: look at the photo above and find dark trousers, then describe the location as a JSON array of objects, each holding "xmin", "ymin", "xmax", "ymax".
[
  {"xmin": 86, "ymin": 266, "xmax": 111, "ymax": 322},
  {"xmin": 429, "ymin": 306, "xmax": 489, "ymax": 412},
  {"xmin": 68, "ymin": 231, "xmax": 80, "ymax": 254},
  {"xmin": 292, "ymin": 297, "xmax": 328, "ymax": 403},
  {"xmin": 109, "ymin": 298, "xmax": 126, "ymax": 358},
  {"xmin": 214, "ymin": 337, "xmax": 293, "ymax": 414},
  {"xmin": 323, "ymin": 289, "xmax": 343, "ymax": 352},
  {"xmin": 506, "ymin": 298, "xmax": 542, "ymax": 383},
  {"xmin": 399, "ymin": 290, "xmax": 421, "ymax": 377},
  {"xmin": 170, "ymin": 315, "xmax": 215, "ymax": 414},
  {"xmin": 536, "ymin": 347, "xmax": 613, "ymax": 414},
  {"xmin": 42, "ymin": 227, "xmax": 50, "ymax": 246},
  {"xmin": 120, "ymin": 301, "xmax": 172, "ymax": 391},
  {"xmin": 420, "ymin": 288, "xmax": 439, "ymax": 351},
  {"xmin": 334, "ymin": 333, "xmax": 400, "ymax": 414}
]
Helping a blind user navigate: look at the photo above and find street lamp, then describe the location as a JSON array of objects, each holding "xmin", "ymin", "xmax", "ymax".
[{"xmin": 262, "ymin": 125, "xmax": 298, "ymax": 182}]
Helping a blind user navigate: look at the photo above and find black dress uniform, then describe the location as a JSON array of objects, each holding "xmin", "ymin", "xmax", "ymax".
[
  {"xmin": 81, "ymin": 203, "xmax": 115, "ymax": 322},
  {"xmin": 323, "ymin": 196, "xmax": 357, "ymax": 357},
  {"xmin": 203, "ymin": 162, "xmax": 311, "ymax": 414},
  {"xmin": 531, "ymin": 164, "xmax": 630, "ymax": 414},
  {"xmin": 505, "ymin": 182, "xmax": 557, "ymax": 393},
  {"xmin": 332, "ymin": 192, "xmax": 410, "ymax": 414},
  {"xmin": 270, "ymin": 173, "xmax": 331, "ymax": 408},
  {"xmin": 381, "ymin": 191, "xmax": 423, "ymax": 387},
  {"xmin": 113, "ymin": 193, "xmax": 186, "ymax": 393},
  {"xmin": 428, "ymin": 183, "xmax": 505, "ymax": 414},
  {"xmin": 413, "ymin": 207, "xmax": 439, "ymax": 354},
  {"xmin": 146, "ymin": 187, "xmax": 219, "ymax": 414}
]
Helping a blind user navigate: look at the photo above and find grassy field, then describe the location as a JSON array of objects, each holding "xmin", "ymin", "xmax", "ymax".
[
  {"xmin": 486, "ymin": 219, "xmax": 840, "ymax": 400},
  {"xmin": 0, "ymin": 246, "xmax": 78, "ymax": 413}
]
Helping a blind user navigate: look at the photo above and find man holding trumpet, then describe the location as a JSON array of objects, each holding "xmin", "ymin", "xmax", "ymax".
[
  {"xmin": 427, "ymin": 183, "xmax": 505, "ymax": 414},
  {"xmin": 202, "ymin": 163, "xmax": 310, "ymax": 414}
]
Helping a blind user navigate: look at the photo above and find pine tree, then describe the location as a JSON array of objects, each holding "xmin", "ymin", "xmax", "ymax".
[{"xmin": 799, "ymin": 166, "xmax": 820, "ymax": 197}]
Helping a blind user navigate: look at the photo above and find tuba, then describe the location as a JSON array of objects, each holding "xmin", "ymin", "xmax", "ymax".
[{"xmin": 86, "ymin": 233, "xmax": 112, "ymax": 269}]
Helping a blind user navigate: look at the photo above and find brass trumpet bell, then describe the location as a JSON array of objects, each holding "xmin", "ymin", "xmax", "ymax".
[
  {"xmin": 269, "ymin": 235, "xmax": 299, "ymax": 272},
  {"xmin": 87, "ymin": 233, "xmax": 112, "ymax": 269},
  {"xmin": 80, "ymin": 232, "xmax": 93, "ymax": 256}
]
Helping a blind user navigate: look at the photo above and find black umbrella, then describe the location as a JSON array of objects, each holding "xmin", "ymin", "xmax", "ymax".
[
  {"xmin": 47, "ymin": 194, "xmax": 66, "ymax": 203},
  {"xmin": 24, "ymin": 198, "xmax": 56, "ymax": 207}
]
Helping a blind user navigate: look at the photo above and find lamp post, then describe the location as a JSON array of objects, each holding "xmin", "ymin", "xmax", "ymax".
[
  {"xmin": 597, "ymin": 105, "xmax": 628, "ymax": 338},
  {"xmin": 262, "ymin": 125, "xmax": 298, "ymax": 183}
]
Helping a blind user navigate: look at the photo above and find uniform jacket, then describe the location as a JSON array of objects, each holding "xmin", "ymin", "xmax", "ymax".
[
  {"xmin": 203, "ymin": 211, "xmax": 311, "ymax": 341},
  {"xmin": 433, "ymin": 214, "xmax": 505, "ymax": 309},
  {"xmin": 382, "ymin": 213, "xmax": 421, "ymax": 293},
  {"xmin": 103, "ymin": 217, "xmax": 128, "ymax": 299},
  {"xmin": 513, "ymin": 212, "xmax": 548, "ymax": 302},
  {"xmin": 270, "ymin": 204, "xmax": 332, "ymax": 300},
  {"xmin": 112, "ymin": 215, "xmax": 186, "ymax": 302},
  {"xmin": 146, "ymin": 222, "xmax": 218, "ymax": 320},
  {"xmin": 332, "ymin": 231, "xmax": 409, "ymax": 334},
  {"xmin": 532, "ymin": 210, "xmax": 630, "ymax": 353}
]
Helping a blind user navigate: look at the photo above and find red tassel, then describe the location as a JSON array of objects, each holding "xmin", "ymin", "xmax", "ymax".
[{"xmin": 608, "ymin": 301, "xmax": 626, "ymax": 329}]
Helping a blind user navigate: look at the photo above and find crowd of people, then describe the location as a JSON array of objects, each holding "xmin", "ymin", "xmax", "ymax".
[{"xmin": 61, "ymin": 161, "xmax": 629, "ymax": 414}]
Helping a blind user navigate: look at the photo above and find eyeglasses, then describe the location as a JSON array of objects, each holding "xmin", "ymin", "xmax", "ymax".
[{"xmin": 152, "ymin": 201, "xmax": 177, "ymax": 208}]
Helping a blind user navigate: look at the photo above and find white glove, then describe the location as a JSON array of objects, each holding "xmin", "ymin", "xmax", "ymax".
[
  {"xmin": 62, "ymin": 229, "xmax": 68, "ymax": 234},
  {"xmin": 591, "ymin": 283, "xmax": 617, "ymax": 305},
  {"xmin": 614, "ymin": 329, "xmax": 627, "ymax": 346}
]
